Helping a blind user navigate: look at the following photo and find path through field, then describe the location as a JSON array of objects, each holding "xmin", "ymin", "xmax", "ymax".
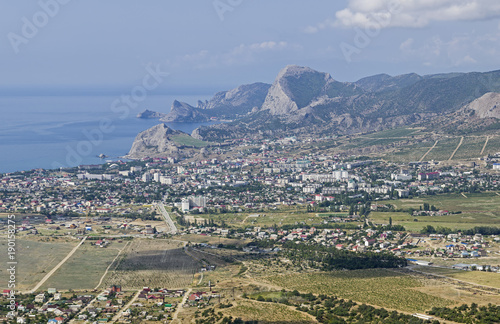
[
  {"xmin": 449, "ymin": 137, "xmax": 464, "ymax": 160},
  {"xmin": 171, "ymin": 288, "xmax": 192, "ymax": 323},
  {"xmin": 94, "ymin": 241, "xmax": 131, "ymax": 290},
  {"xmin": 419, "ymin": 140, "xmax": 438, "ymax": 162},
  {"xmin": 29, "ymin": 236, "xmax": 87, "ymax": 293},
  {"xmin": 480, "ymin": 136, "xmax": 490, "ymax": 155}
]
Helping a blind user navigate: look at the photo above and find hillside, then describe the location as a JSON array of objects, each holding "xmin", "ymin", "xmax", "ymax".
[{"xmin": 192, "ymin": 66, "xmax": 500, "ymax": 141}]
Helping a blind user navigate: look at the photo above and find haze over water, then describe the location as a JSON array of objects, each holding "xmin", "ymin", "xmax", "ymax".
[{"xmin": 0, "ymin": 94, "xmax": 211, "ymax": 173}]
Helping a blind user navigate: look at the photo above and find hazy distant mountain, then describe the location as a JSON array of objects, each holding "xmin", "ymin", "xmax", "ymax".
[
  {"xmin": 355, "ymin": 73, "xmax": 422, "ymax": 92},
  {"xmin": 137, "ymin": 83, "xmax": 270, "ymax": 123}
]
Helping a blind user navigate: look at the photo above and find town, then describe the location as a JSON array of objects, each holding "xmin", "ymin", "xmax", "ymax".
[{"xmin": 2, "ymin": 134, "xmax": 500, "ymax": 323}]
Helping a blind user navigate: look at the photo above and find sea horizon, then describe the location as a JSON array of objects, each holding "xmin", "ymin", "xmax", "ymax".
[{"xmin": 0, "ymin": 94, "xmax": 212, "ymax": 174}]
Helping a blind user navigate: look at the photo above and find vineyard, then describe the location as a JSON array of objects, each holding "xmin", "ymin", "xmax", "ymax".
[
  {"xmin": 263, "ymin": 269, "xmax": 454, "ymax": 313},
  {"xmin": 224, "ymin": 299, "xmax": 315, "ymax": 323},
  {"xmin": 103, "ymin": 239, "xmax": 200, "ymax": 289}
]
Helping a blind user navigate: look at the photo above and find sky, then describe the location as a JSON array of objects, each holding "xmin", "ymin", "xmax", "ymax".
[{"xmin": 2, "ymin": 0, "xmax": 500, "ymax": 95}]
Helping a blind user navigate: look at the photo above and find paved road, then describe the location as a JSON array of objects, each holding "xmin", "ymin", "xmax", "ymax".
[
  {"xmin": 29, "ymin": 236, "xmax": 87, "ymax": 293},
  {"xmin": 156, "ymin": 202, "xmax": 178, "ymax": 234}
]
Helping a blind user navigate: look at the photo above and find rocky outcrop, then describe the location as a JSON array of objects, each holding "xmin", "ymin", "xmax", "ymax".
[
  {"xmin": 136, "ymin": 109, "xmax": 167, "ymax": 119},
  {"xmin": 127, "ymin": 123, "xmax": 191, "ymax": 159},
  {"xmin": 261, "ymin": 65, "xmax": 362, "ymax": 116},
  {"xmin": 198, "ymin": 82, "xmax": 270, "ymax": 113},
  {"xmin": 465, "ymin": 92, "xmax": 500, "ymax": 119},
  {"xmin": 160, "ymin": 100, "xmax": 209, "ymax": 123}
]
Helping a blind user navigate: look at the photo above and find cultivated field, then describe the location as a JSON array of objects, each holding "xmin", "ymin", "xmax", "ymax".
[
  {"xmin": 370, "ymin": 192, "xmax": 500, "ymax": 231},
  {"xmin": 263, "ymin": 269, "xmax": 454, "ymax": 313},
  {"xmin": 224, "ymin": 299, "xmax": 316, "ymax": 323},
  {"xmin": 103, "ymin": 239, "xmax": 200, "ymax": 289}
]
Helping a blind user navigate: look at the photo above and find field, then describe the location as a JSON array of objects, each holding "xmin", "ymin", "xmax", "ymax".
[
  {"xmin": 384, "ymin": 139, "xmax": 436, "ymax": 162},
  {"xmin": 263, "ymin": 269, "xmax": 454, "ymax": 313},
  {"xmin": 171, "ymin": 134, "xmax": 211, "ymax": 148},
  {"xmin": 224, "ymin": 299, "xmax": 316, "ymax": 323},
  {"xmin": 453, "ymin": 136, "xmax": 486, "ymax": 160},
  {"xmin": 197, "ymin": 209, "xmax": 332, "ymax": 229},
  {"xmin": 0, "ymin": 238, "xmax": 77, "ymax": 291},
  {"xmin": 412, "ymin": 266, "xmax": 500, "ymax": 289},
  {"xmin": 370, "ymin": 192, "xmax": 500, "ymax": 231},
  {"xmin": 40, "ymin": 240, "xmax": 128, "ymax": 291},
  {"xmin": 103, "ymin": 239, "xmax": 200, "ymax": 289},
  {"xmin": 424, "ymin": 137, "xmax": 461, "ymax": 161}
]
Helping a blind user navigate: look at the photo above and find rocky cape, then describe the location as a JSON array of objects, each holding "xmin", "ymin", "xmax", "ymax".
[
  {"xmin": 126, "ymin": 123, "xmax": 202, "ymax": 159},
  {"xmin": 136, "ymin": 82, "xmax": 270, "ymax": 123}
]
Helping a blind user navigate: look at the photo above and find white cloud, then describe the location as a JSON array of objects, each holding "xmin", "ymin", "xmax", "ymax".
[{"xmin": 327, "ymin": 0, "xmax": 500, "ymax": 30}]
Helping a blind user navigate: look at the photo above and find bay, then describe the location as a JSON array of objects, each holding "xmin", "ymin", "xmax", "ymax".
[{"xmin": 0, "ymin": 94, "xmax": 212, "ymax": 173}]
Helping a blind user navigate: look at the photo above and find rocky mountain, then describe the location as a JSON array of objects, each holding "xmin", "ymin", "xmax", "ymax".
[
  {"xmin": 131, "ymin": 66, "xmax": 500, "ymax": 143},
  {"xmin": 126, "ymin": 123, "xmax": 199, "ymax": 159},
  {"xmin": 197, "ymin": 82, "xmax": 270, "ymax": 113},
  {"xmin": 192, "ymin": 66, "xmax": 500, "ymax": 141},
  {"xmin": 261, "ymin": 65, "xmax": 362, "ymax": 116},
  {"xmin": 355, "ymin": 73, "xmax": 422, "ymax": 92},
  {"xmin": 466, "ymin": 92, "xmax": 500, "ymax": 119},
  {"xmin": 137, "ymin": 109, "xmax": 167, "ymax": 119},
  {"xmin": 160, "ymin": 100, "xmax": 209, "ymax": 123},
  {"xmin": 137, "ymin": 82, "xmax": 271, "ymax": 123}
]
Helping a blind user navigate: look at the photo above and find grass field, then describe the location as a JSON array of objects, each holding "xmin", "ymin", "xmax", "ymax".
[
  {"xmin": 0, "ymin": 238, "xmax": 77, "ymax": 291},
  {"xmin": 171, "ymin": 134, "xmax": 211, "ymax": 148},
  {"xmin": 263, "ymin": 269, "xmax": 454, "ymax": 313},
  {"xmin": 197, "ymin": 210, "xmax": 332, "ymax": 229},
  {"xmin": 40, "ymin": 240, "xmax": 128, "ymax": 291},
  {"xmin": 370, "ymin": 192, "xmax": 500, "ymax": 231},
  {"xmin": 103, "ymin": 239, "xmax": 199, "ymax": 289}
]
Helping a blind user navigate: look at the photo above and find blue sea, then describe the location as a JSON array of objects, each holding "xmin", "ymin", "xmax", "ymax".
[{"xmin": 0, "ymin": 94, "xmax": 212, "ymax": 173}]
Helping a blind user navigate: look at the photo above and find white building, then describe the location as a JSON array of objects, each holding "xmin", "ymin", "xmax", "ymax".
[
  {"xmin": 181, "ymin": 199, "xmax": 190, "ymax": 213},
  {"xmin": 189, "ymin": 196, "xmax": 206, "ymax": 208},
  {"xmin": 141, "ymin": 173, "xmax": 152, "ymax": 182}
]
